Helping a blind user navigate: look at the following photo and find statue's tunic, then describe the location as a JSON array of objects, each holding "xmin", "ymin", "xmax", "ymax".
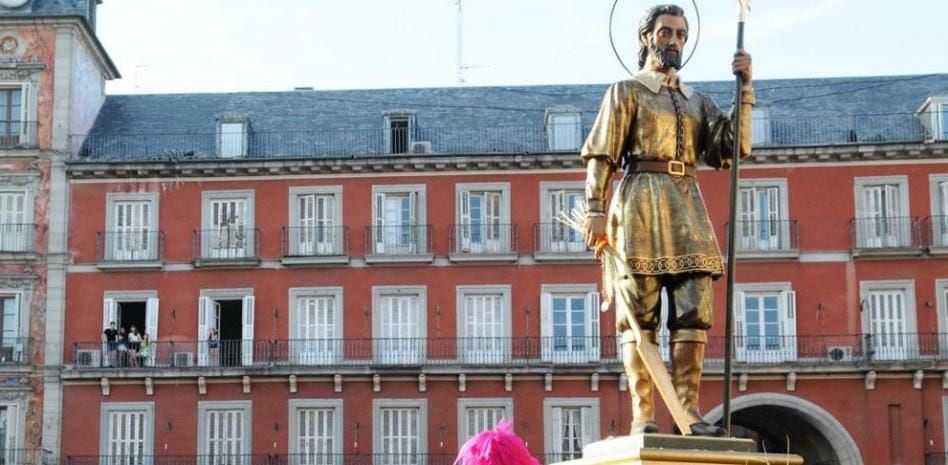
[{"xmin": 581, "ymin": 70, "xmax": 754, "ymax": 277}]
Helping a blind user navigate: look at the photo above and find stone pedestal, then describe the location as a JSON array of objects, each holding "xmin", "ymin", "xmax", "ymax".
[{"xmin": 552, "ymin": 434, "xmax": 804, "ymax": 465}]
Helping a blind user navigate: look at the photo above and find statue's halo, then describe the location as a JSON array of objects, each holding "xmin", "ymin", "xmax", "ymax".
[{"xmin": 609, "ymin": 0, "xmax": 702, "ymax": 76}]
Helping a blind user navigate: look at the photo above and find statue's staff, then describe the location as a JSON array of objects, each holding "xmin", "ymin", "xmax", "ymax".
[{"xmin": 723, "ymin": 0, "xmax": 752, "ymax": 435}]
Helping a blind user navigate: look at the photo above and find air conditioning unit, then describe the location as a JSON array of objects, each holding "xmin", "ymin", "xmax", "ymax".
[
  {"xmin": 826, "ymin": 345, "xmax": 853, "ymax": 362},
  {"xmin": 173, "ymin": 352, "xmax": 195, "ymax": 367},
  {"xmin": 76, "ymin": 349, "xmax": 101, "ymax": 367},
  {"xmin": 410, "ymin": 141, "xmax": 432, "ymax": 154}
]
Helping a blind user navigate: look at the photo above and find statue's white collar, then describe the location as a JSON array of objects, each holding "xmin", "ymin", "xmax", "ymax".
[{"xmin": 633, "ymin": 70, "xmax": 694, "ymax": 99}]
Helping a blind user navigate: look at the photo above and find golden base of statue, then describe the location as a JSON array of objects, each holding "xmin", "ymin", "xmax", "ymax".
[{"xmin": 551, "ymin": 434, "xmax": 805, "ymax": 465}]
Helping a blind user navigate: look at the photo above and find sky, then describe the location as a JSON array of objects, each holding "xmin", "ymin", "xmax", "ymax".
[{"xmin": 95, "ymin": 0, "xmax": 948, "ymax": 95}]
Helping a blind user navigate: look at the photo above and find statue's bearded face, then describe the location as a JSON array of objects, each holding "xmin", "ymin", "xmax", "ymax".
[{"xmin": 646, "ymin": 14, "xmax": 688, "ymax": 70}]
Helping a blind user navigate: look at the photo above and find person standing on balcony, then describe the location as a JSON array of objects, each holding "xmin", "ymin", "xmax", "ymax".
[
  {"xmin": 102, "ymin": 321, "xmax": 118, "ymax": 367},
  {"xmin": 581, "ymin": 4, "xmax": 754, "ymax": 436}
]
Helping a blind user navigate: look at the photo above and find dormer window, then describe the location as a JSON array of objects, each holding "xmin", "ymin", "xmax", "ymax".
[
  {"xmin": 917, "ymin": 96, "xmax": 948, "ymax": 141},
  {"xmin": 216, "ymin": 114, "xmax": 250, "ymax": 158},
  {"xmin": 545, "ymin": 107, "xmax": 582, "ymax": 151},
  {"xmin": 751, "ymin": 107, "xmax": 772, "ymax": 146},
  {"xmin": 383, "ymin": 111, "xmax": 416, "ymax": 154}
]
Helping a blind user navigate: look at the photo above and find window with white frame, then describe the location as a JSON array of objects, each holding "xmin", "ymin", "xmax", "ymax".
[
  {"xmin": 372, "ymin": 185, "xmax": 426, "ymax": 255},
  {"xmin": 930, "ymin": 175, "xmax": 948, "ymax": 248},
  {"xmin": 100, "ymin": 402, "xmax": 154, "ymax": 461},
  {"xmin": 737, "ymin": 179, "xmax": 791, "ymax": 252},
  {"xmin": 456, "ymin": 183, "xmax": 511, "ymax": 254},
  {"xmin": 917, "ymin": 96, "xmax": 948, "ymax": 141},
  {"xmin": 373, "ymin": 399, "xmax": 427, "ymax": 464},
  {"xmin": 197, "ymin": 290, "xmax": 255, "ymax": 367},
  {"xmin": 457, "ymin": 286, "xmax": 511, "ymax": 364},
  {"xmin": 289, "ymin": 400, "xmax": 343, "ymax": 465},
  {"xmin": 541, "ymin": 285, "xmax": 600, "ymax": 363},
  {"xmin": 105, "ymin": 193, "xmax": 159, "ymax": 262},
  {"xmin": 217, "ymin": 114, "xmax": 249, "ymax": 158},
  {"xmin": 202, "ymin": 191, "xmax": 255, "ymax": 259},
  {"xmin": 538, "ymin": 182, "xmax": 586, "ymax": 254},
  {"xmin": 0, "ymin": 83, "xmax": 34, "ymax": 147},
  {"xmin": 103, "ymin": 292, "xmax": 159, "ymax": 367},
  {"xmin": 373, "ymin": 286, "xmax": 425, "ymax": 364},
  {"xmin": 457, "ymin": 399, "xmax": 513, "ymax": 443},
  {"xmin": 546, "ymin": 110, "xmax": 582, "ymax": 151},
  {"xmin": 383, "ymin": 112, "xmax": 415, "ymax": 154},
  {"xmin": 198, "ymin": 401, "xmax": 251, "ymax": 461},
  {"xmin": 289, "ymin": 287, "xmax": 342, "ymax": 365},
  {"xmin": 543, "ymin": 399, "xmax": 599, "ymax": 462},
  {"xmin": 751, "ymin": 108, "xmax": 772, "ymax": 145},
  {"xmin": 733, "ymin": 283, "xmax": 796, "ymax": 363},
  {"xmin": 854, "ymin": 176, "xmax": 911, "ymax": 248},
  {"xmin": 0, "ymin": 190, "xmax": 29, "ymax": 252},
  {"xmin": 0, "ymin": 403, "xmax": 21, "ymax": 462},
  {"xmin": 289, "ymin": 187, "xmax": 343, "ymax": 256},
  {"xmin": 0, "ymin": 289, "xmax": 26, "ymax": 364},
  {"xmin": 861, "ymin": 280, "xmax": 917, "ymax": 361},
  {"xmin": 937, "ymin": 280, "xmax": 948, "ymax": 355}
]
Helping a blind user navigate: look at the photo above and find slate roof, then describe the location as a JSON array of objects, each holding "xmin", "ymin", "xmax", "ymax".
[
  {"xmin": 80, "ymin": 73, "xmax": 948, "ymax": 161},
  {"xmin": 0, "ymin": 0, "xmax": 94, "ymax": 21}
]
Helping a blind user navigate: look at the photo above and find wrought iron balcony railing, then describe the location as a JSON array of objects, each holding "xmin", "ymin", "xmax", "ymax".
[
  {"xmin": 63, "ymin": 455, "xmax": 594, "ymax": 465},
  {"xmin": 850, "ymin": 216, "xmax": 922, "ymax": 251},
  {"xmin": 68, "ymin": 333, "xmax": 948, "ymax": 371},
  {"xmin": 363, "ymin": 225, "xmax": 432, "ymax": 257},
  {"xmin": 0, "ymin": 121, "xmax": 37, "ymax": 149},
  {"xmin": 282, "ymin": 226, "xmax": 349, "ymax": 257},
  {"xmin": 96, "ymin": 230, "xmax": 164, "ymax": 263},
  {"xmin": 0, "ymin": 223, "xmax": 37, "ymax": 253},
  {"xmin": 193, "ymin": 228, "xmax": 261, "ymax": 262},
  {"xmin": 0, "ymin": 337, "xmax": 30, "ymax": 364},
  {"xmin": 533, "ymin": 222, "xmax": 590, "ymax": 256},
  {"xmin": 66, "ymin": 455, "xmax": 274, "ymax": 465},
  {"xmin": 926, "ymin": 215, "xmax": 948, "ymax": 249},
  {"xmin": 0, "ymin": 448, "xmax": 53, "ymax": 465},
  {"xmin": 72, "ymin": 112, "xmax": 934, "ymax": 160},
  {"xmin": 448, "ymin": 223, "xmax": 518, "ymax": 256},
  {"xmin": 725, "ymin": 219, "xmax": 799, "ymax": 254}
]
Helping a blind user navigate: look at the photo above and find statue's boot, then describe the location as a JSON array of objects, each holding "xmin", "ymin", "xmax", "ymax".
[
  {"xmin": 623, "ymin": 330, "xmax": 659, "ymax": 434},
  {"xmin": 671, "ymin": 336, "xmax": 726, "ymax": 437}
]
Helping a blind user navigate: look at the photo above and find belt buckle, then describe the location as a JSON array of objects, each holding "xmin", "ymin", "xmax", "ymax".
[{"xmin": 668, "ymin": 160, "xmax": 686, "ymax": 176}]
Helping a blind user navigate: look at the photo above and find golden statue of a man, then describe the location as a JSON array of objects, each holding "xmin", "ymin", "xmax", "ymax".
[{"xmin": 581, "ymin": 4, "xmax": 754, "ymax": 436}]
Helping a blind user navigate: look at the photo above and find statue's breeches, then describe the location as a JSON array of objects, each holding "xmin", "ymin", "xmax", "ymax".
[{"xmin": 616, "ymin": 274, "xmax": 713, "ymax": 334}]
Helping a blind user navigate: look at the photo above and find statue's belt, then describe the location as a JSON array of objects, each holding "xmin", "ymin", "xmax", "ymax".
[{"xmin": 623, "ymin": 159, "xmax": 696, "ymax": 178}]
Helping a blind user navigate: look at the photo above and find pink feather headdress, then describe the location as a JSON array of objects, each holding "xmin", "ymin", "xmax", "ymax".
[{"xmin": 454, "ymin": 419, "xmax": 541, "ymax": 465}]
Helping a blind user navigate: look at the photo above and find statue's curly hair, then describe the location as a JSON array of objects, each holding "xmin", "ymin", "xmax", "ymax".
[{"xmin": 637, "ymin": 4, "xmax": 689, "ymax": 69}]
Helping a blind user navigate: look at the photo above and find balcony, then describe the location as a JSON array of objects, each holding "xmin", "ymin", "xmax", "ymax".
[
  {"xmin": 448, "ymin": 223, "xmax": 518, "ymax": 262},
  {"xmin": 0, "ymin": 337, "xmax": 30, "ymax": 365},
  {"xmin": 282, "ymin": 226, "xmax": 350, "ymax": 265},
  {"xmin": 193, "ymin": 228, "xmax": 261, "ymax": 267},
  {"xmin": 850, "ymin": 216, "xmax": 922, "ymax": 256},
  {"xmin": 363, "ymin": 225, "xmax": 432, "ymax": 264},
  {"xmin": 0, "ymin": 449, "xmax": 52, "ymax": 465},
  {"xmin": 96, "ymin": 230, "xmax": 164, "ymax": 268},
  {"xmin": 725, "ymin": 220, "xmax": 800, "ymax": 259},
  {"xmin": 68, "ymin": 333, "xmax": 948, "ymax": 373},
  {"xmin": 73, "ymin": 113, "xmax": 934, "ymax": 160},
  {"xmin": 0, "ymin": 121, "xmax": 37, "ymax": 150},
  {"xmin": 0, "ymin": 223, "xmax": 37, "ymax": 256},
  {"xmin": 532, "ymin": 223, "xmax": 593, "ymax": 261},
  {"xmin": 66, "ymin": 455, "xmax": 462, "ymax": 465},
  {"xmin": 926, "ymin": 215, "xmax": 948, "ymax": 253}
]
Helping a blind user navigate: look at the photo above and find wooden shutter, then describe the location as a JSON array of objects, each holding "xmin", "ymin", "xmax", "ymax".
[
  {"xmin": 541, "ymin": 292, "xmax": 553, "ymax": 361},
  {"xmin": 780, "ymin": 290, "xmax": 797, "ymax": 360},
  {"xmin": 198, "ymin": 296, "xmax": 211, "ymax": 365},
  {"xmin": 242, "ymin": 296, "xmax": 255, "ymax": 365},
  {"xmin": 103, "ymin": 298, "xmax": 118, "ymax": 332},
  {"xmin": 734, "ymin": 291, "xmax": 746, "ymax": 361},
  {"xmin": 586, "ymin": 292, "xmax": 601, "ymax": 361},
  {"xmin": 145, "ymin": 298, "xmax": 159, "ymax": 339}
]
